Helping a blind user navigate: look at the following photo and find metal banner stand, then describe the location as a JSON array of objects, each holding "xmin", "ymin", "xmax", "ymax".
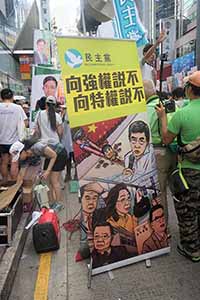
[{"xmin": 87, "ymin": 247, "xmax": 170, "ymax": 287}]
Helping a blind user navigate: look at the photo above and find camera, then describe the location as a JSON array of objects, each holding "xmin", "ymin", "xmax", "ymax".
[
  {"xmin": 156, "ymin": 99, "xmax": 176, "ymax": 114},
  {"xmin": 160, "ymin": 53, "xmax": 168, "ymax": 61},
  {"xmin": 163, "ymin": 99, "xmax": 176, "ymax": 114}
]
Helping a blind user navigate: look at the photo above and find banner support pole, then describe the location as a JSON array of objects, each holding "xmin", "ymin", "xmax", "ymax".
[{"xmin": 80, "ymin": 0, "xmax": 87, "ymax": 36}]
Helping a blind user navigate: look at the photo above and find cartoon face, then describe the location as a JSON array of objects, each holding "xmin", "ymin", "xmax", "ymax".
[
  {"xmin": 130, "ymin": 132, "xmax": 148, "ymax": 158},
  {"xmin": 115, "ymin": 189, "xmax": 131, "ymax": 214},
  {"xmin": 82, "ymin": 190, "xmax": 99, "ymax": 214},
  {"xmin": 93, "ymin": 225, "xmax": 112, "ymax": 253},
  {"xmin": 43, "ymin": 80, "xmax": 57, "ymax": 97},
  {"xmin": 104, "ymin": 146, "xmax": 115, "ymax": 159},
  {"xmin": 151, "ymin": 208, "xmax": 166, "ymax": 233}
]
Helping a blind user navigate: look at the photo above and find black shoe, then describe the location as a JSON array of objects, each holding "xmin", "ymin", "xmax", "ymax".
[{"xmin": 177, "ymin": 245, "xmax": 200, "ymax": 262}]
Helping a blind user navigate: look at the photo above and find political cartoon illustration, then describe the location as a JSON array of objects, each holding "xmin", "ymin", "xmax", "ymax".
[
  {"xmin": 73, "ymin": 114, "xmax": 169, "ymax": 270},
  {"xmin": 57, "ymin": 37, "xmax": 170, "ymax": 272}
]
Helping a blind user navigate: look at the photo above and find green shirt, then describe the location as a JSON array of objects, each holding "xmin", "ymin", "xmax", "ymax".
[
  {"xmin": 168, "ymin": 99, "xmax": 200, "ymax": 170},
  {"xmin": 147, "ymin": 95, "xmax": 161, "ymax": 145}
]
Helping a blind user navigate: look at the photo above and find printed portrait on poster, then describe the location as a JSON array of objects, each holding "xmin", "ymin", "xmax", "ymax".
[{"xmin": 72, "ymin": 114, "xmax": 169, "ymax": 269}]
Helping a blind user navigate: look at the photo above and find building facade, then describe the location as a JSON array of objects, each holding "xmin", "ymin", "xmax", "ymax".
[
  {"xmin": 176, "ymin": 0, "xmax": 197, "ymax": 57},
  {"xmin": 0, "ymin": 0, "xmax": 38, "ymax": 96}
]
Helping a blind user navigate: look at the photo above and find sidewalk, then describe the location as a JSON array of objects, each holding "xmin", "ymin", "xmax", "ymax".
[
  {"xmin": 66, "ymin": 189, "xmax": 200, "ymax": 300},
  {"xmin": 2, "ymin": 185, "xmax": 200, "ymax": 300}
]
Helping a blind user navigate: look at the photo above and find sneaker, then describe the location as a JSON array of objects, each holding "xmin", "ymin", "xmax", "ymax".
[{"xmin": 177, "ymin": 245, "xmax": 200, "ymax": 262}]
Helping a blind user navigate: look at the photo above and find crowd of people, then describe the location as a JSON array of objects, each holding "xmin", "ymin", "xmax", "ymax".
[
  {"xmin": 1, "ymin": 34, "xmax": 200, "ymax": 265},
  {"xmin": 0, "ymin": 87, "xmax": 74, "ymax": 211},
  {"xmin": 139, "ymin": 27, "xmax": 200, "ymax": 262}
]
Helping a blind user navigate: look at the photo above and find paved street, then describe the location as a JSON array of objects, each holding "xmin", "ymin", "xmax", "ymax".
[{"xmin": 8, "ymin": 185, "xmax": 200, "ymax": 300}]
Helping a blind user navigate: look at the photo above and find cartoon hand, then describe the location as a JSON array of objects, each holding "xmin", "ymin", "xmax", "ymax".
[
  {"xmin": 136, "ymin": 190, "xmax": 143, "ymax": 203},
  {"xmin": 123, "ymin": 168, "xmax": 134, "ymax": 176}
]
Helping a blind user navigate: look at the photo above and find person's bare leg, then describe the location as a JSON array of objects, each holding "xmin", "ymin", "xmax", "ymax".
[
  {"xmin": 10, "ymin": 161, "xmax": 19, "ymax": 180},
  {"xmin": 0, "ymin": 153, "xmax": 9, "ymax": 182},
  {"xmin": 50, "ymin": 171, "xmax": 61, "ymax": 203}
]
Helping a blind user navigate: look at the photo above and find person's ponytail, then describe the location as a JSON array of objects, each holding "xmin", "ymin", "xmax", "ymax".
[{"xmin": 47, "ymin": 103, "xmax": 57, "ymax": 131}]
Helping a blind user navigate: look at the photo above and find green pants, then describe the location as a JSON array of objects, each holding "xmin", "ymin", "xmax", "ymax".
[{"xmin": 174, "ymin": 168, "xmax": 200, "ymax": 253}]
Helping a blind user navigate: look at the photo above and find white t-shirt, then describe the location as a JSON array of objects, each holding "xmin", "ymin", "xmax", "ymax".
[
  {"xmin": 35, "ymin": 110, "xmax": 62, "ymax": 144},
  {"xmin": 140, "ymin": 60, "xmax": 155, "ymax": 83},
  {"xmin": 0, "ymin": 103, "xmax": 27, "ymax": 145}
]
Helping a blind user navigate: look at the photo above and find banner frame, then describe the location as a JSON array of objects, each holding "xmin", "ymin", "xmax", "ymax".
[{"xmin": 89, "ymin": 246, "xmax": 170, "ymax": 277}]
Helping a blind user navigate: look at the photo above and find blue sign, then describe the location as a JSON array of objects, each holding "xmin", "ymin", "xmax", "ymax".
[
  {"xmin": 113, "ymin": 0, "xmax": 148, "ymax": 47},
  {"xmin": 172, "ymin": 52, "xmax": 195, "ymax": 74}
]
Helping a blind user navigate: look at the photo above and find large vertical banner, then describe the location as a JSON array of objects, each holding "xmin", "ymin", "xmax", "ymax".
[
  {"xmin": 30, "ymin": 66, "xmax": 62, "ymax": 126},
  {"xmin": 57, "ymin": 37, "xmax": 170, "ymax": 274},
  {"xmin": 97, "ymin": 0, "xmax": 148, "ymax": 48},
  {"xmin": 33, "ymin": 30, "xmax": 51, "ymax": 65}
]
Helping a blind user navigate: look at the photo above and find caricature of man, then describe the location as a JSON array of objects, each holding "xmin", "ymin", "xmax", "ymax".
[
  {"xmin": 123, "ymin": 120, "xmax": 156, "ymax": 182},
  {"xmin": 142, "ymin": 204, "xmax": 168, "ymax": 253},
  {"xmin": 102, "ymin": 144, "xmax": 124, "ymax": 166},
  {"xmin": 80, "ymin": 182, "xmax": 105, "ymax": 251},
  {"xmin": 92, "ymin": 221, "xmax": 130, "ymax": 268},
  {"xmin": 81, "ymin": 182, "xmax": 104, "ymax": 229}
]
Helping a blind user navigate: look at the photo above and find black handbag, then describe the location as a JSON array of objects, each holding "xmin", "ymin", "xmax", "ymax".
[{"xmin": 169, "ymin": 165, "xmax": 189, "ymax": 196}]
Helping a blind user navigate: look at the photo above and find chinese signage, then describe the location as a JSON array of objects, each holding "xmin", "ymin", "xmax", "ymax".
[
  {"xmin": 57, "ymin": 37, "xmax": 169, "ymax": 275},
  {"xmin": 112, "ymin": 0, "xmax": 148, "ymax": 47},
  {"xmin": 57, "ymin": 37, "xmax": 146, "ymax": 128}
]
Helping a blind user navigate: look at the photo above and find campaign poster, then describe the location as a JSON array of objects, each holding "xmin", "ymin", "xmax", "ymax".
[
  {"xmin": 33, "ymin": 29, "xmax": 51, "ymax": 65},
  {"xmin": 57, "ymin": 37, "xmax": 170, "ymax": 274},
  {"xmin": 30, "ymin": 66, "xmax": 63, "ymax": 126}
]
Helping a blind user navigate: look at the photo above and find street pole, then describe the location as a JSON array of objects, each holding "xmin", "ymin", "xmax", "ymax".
[
  {"xmin": 196, "ymin": 0, "xmax": 200, "ymax": 69},
  {"xmin": 80, "ymin": 0, "xmax": 87, "ymax": 36}
]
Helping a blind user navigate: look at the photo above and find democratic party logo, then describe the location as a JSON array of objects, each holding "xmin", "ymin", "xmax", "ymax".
[{"xmin": 65, "ymin": 48, "xmax": 83, "ymax": 69}]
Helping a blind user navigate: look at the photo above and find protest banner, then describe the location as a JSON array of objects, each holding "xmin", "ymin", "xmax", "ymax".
[
  {"xmin": 57, "ymin": 37, "xmax": 170, "ymax": 275},
  {"xmin": 33, "ymin": 30, "xmax": 51, "ymax": 65},
  {"xmin": 30, "ymin": 66, "xmax": 63, "ymax": 126}
]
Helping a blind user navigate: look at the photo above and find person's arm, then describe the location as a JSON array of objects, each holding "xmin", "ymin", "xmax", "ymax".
[
  {"xmin": 56, "ymin": 114, "xmax": 64, "ymax": 139},
  {"xmin": 155, "ymin": 103, "xmax": 177, "ymax": 144},
  {"xmin": 20, "ymin": 106, "xmax": 28, "ymax": 127},
  {"xmin": 57, "ymin": 123, "xmax": 63, "ymax": 139},
  {"xmin": 142, "ymin": 31, "xmax": 166, "ymax": 64},
  {"xmin": 41, "ymin": 146, "xmax": 57, "ymax": 179}
]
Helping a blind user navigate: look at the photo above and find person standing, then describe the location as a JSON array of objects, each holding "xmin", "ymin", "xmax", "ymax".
[
  {"xmin": 0, "ymin": 88, "xmax": 27, "ymax": 181},
  {"xmin": 34, "ymin": 95, "xmax": 63, "ymax": 144},
  {"xmin": 60, "ymin": 105, "xmax": 74, "ymax": 181},
  {"xmin": 140, "ymin": 31, "xmax": 166, "ymax": 85},
  {"xmin": 143, "ymin": 80, "xmax": 176, "ymax": 223},
  {"xmin": 156, "ymin": 71, "xmax": 200, "ymax": 262}
]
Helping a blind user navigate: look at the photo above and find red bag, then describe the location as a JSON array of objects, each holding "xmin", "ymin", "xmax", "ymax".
[{"xmin": 33, "ymin": 208, "xmax": 60, "ymax": 253}]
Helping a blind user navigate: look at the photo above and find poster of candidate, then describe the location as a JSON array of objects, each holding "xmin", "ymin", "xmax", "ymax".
[
  {"xmin": 57, "ymin": 37, "xmax": 170, "ymax": 274},
  {"xmin": 34, "ymin": 29, "xmax": 51, "ymax": 65},
  {"xmin": 30, "ymin": 66, "xmax": 64, "ymax": 126}
]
